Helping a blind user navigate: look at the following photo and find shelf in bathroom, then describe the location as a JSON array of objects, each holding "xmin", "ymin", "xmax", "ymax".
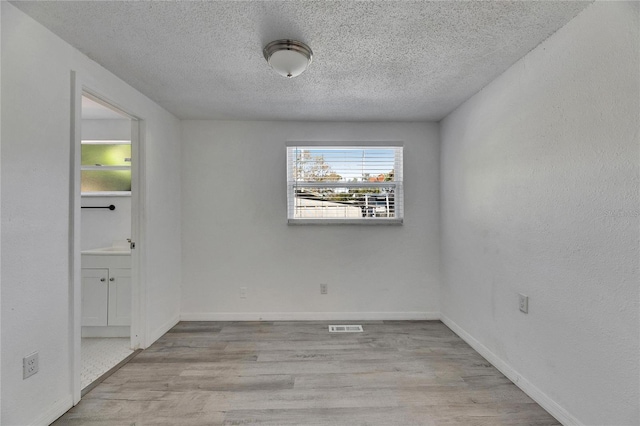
[
  {"xmin": 82, "ymin": 247, "xmax": 131, "ymax": 256},
  {"xmin": 81, "ymin": 191, "xmax": 131, "ymax": 197}
]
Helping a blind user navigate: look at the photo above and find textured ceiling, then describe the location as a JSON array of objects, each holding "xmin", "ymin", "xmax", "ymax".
[{"xmin": 12, "ymin": 1, "xmax": 591, "ymax": 121}]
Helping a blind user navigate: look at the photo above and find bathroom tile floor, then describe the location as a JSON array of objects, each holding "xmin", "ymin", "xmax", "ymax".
[{"xmin": 81, "ymin": 337, "xmax": 133, "ymax": 389}]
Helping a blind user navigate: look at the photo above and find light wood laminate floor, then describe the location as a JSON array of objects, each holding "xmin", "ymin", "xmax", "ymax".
[{"xmin": 54, "ymin": 321, "xmax": 559, "ymax": 425}]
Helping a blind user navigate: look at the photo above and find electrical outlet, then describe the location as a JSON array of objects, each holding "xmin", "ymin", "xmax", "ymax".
[
  {"xmin": 240, "ymin": 287, "xmax": 247, "ymax": 298},
  {"xmin": 320, "ymin": 283, "xmax": 328, "ymax": 294},
  {"xmin": 23, "ymin": 352, "xmax": 39, "ymax": 379},
  {"xmin": 518, "ymin": 294, "xmax": 529, "ymax": 314}
]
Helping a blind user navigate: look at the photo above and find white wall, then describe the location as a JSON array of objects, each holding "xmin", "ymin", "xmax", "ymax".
[
  {"xmin": 181, "ymin": 121, "xmax": 440, "ymax": 320},
  {"xmin": 82, "ymin": 119, "xmax": 131, "ymax": 140},
  {"xmin": 1, "ymin": 3, "xmax": 182, "ymax": 425},
  {"xmin": 0, "ymin": 2, "xmax": 3, "ymax": 421},
  {"xmin": 440, "ymin": 2, "xmax": 639, "ymax": 425},
  {"xmin": 81, "ymin": 196, "xmax": 131, "ymax": 250}
]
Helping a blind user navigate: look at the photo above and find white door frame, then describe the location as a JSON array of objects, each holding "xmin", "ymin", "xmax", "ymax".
[{"xmin": 70, "ymin": 71, "xmax": 147, "ymax": 404}]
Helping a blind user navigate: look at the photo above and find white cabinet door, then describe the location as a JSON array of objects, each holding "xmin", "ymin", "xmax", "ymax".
[
  {"xmin": 108, "ymin": 268, "xmax": 131, "ymax": 326},
  {"xmin": 81, "ymin": 268, "xmax": 108, "ymax": 326}
]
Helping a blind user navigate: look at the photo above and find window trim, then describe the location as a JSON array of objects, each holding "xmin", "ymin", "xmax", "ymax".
[{"xmin": 286, "ymin": 142, "xmax": 404, "ymax": 225}]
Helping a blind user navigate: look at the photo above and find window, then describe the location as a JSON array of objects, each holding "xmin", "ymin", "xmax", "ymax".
[
  {"xmin": 81, "ymin": 140, "xmax": 131, "ymax": 194},
  {"xmin": 287, "ymin": 143, "xmax": 403, "ymax": 224}
]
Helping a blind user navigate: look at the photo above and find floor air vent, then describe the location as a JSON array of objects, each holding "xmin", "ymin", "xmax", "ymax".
[{"xmin": 329, "ymin": 325, "xmax": 363, "ymax": 333}]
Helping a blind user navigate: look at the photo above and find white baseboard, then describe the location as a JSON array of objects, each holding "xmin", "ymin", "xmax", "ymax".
[
  {"xmin": 180, "ymin": 311, "xmax": 440, "ymax": 321},
  {"xmin": 82, "ymin": 326, "xmax": 129, "ymax": 338},
  {"xmin": 440, "ymin": 314, "xmax": 582, "ymax": 426},
  {"xmin": 147, "ymin": 312, "xmax": 180, "ymax": 346},
  {"xmin": 30, "ymin": 394, "xmax": 73, "ymax": 426}
]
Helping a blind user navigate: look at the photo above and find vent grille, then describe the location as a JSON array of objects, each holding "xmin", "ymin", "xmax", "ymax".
[{"xmin": 329, "ymin": 325, "xmax": 363, "ymax": 333}]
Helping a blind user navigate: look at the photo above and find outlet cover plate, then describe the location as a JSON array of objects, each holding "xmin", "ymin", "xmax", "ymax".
[
  {"xmin": 23, "ymin": 352, "xmax": 39, "ymax": 379},
  {"xmin": 320, "ymin": 283, "xmax": 328, "ymax": 294},
  {"xmin": 519, "ymin": 294, "xmax": 529, "ymax": 313}
]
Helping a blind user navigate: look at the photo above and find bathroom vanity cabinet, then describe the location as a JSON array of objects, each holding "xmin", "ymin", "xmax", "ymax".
[{"xmin": 81, "ymin": 254, "xmax": 131, "ymax": 327}]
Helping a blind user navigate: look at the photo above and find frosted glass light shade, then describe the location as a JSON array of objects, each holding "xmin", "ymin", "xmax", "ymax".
[
  {"xmin": 263, "ymin": 40, "xmax": 313, "ymax": 78},
  {"xmin": 268, "ymin": 50, "xmax": 309, "ymax": 78}
]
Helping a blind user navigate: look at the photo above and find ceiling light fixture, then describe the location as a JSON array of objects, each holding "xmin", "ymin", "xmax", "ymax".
[{"xmin": 263, "ymin": 40, "xmax": 313, "ymax": 78}]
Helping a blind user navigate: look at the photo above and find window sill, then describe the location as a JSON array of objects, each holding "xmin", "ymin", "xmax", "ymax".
[{"xmin": 288, "ymin": 218, "xmax": 403, "ymax": 225}]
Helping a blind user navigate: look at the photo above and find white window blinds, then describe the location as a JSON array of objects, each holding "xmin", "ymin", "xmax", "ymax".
[{"xmin": 286, "ymin": 144, "xmax": 403, "ymax": 224}]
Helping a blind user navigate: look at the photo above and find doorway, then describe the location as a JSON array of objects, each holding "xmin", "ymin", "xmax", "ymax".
[{"xmin": 75, "ymin": 91, "xmax": 140, "ymax": 395}]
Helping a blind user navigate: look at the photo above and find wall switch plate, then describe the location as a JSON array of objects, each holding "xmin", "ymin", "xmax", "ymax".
[
  {"xmin": 240, "ymin": 287, "xmax": 247, "ymax": 299},
  {"xmin": 320, "ymin": 283, "xmax": 328, "ymax": 295},
  {"xmin": 23, "ymin": 352, "xmax": 39, "ymax": 379},
  {"xmin": 519, "ymin": 294, "xmax": 529, "ymax": 313}
]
